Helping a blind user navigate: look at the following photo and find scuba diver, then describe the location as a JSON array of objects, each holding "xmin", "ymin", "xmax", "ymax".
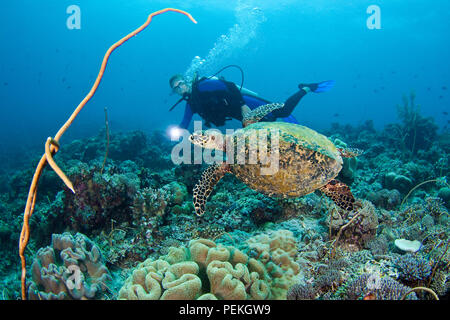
[{"xmin": 168, "ymin": 66, "xmax": 335, "ymax": 131}]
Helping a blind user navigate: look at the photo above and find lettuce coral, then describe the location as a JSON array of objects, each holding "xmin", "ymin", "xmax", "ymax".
[
  {"xmin": 246, "ymin": 229, "xmax": 301, "ymax": 299},
  {"xmin": 119, "ymin": 230, "xmax": 300, "ymax": 300},
  {"xmin": 28, "ymin": 232, "xmax": 111, "ymax": 300}
]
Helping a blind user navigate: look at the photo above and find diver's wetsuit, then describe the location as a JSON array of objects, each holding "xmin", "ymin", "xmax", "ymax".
[{"xmin": 178, "ymin": 78, "xmax": 307, "ymax": 129}]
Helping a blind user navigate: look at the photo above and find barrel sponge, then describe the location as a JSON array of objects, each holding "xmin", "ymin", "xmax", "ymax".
[
  {"xmin": 119, "ymin": 237, "xmax": 278, "ymax": 300},
  {"xmin": 28, "ymin": 232, "xmax": 111, "ymax": 300},
  {"xmin": 246, "ymin": 229, "xmax": 301, "ymax": 299}
]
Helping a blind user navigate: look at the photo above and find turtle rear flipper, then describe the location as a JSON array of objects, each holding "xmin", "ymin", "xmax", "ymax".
[
  {"xmin": 319, "ymin": 179, "xmax": 355, "ymax": 211},
  {"xmin": 193, "ymin": 163, "xmax": 230, "ymax": 216},
  {"xmin": 242, "ymin": 103, "xmax": 285, "ymax": 127},
  {"xmin": 337, "ymin": 147, "xmax": 364, "ymax": 158}
]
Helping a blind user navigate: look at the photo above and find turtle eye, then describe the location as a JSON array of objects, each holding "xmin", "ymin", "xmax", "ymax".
[{"xmin": 211, "ymin": 136, "xmax": 215, "ymax": 141}]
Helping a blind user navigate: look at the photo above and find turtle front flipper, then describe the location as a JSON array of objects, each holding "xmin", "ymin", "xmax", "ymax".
[
  {"xmin": 319, "ymin": 179, "xmax": 355, "ymax": 211},
  {"xmin": 193, "ymin": 163, "xmax": 230, "ymax": 216},
  {"xmin": 337, "ymin": 147, "xmax": 364, "ymax": 158},
  {"xmin": 242, "ymin": 103, "xmax": 285, "ymax": 127}
]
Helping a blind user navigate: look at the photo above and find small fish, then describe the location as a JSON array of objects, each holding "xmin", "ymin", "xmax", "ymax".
[
  {"xmin": 61, "ymin": 77, "xmax": 66, "ymax": 83},
  {"xmin": 443, "ymin": 86, "xmax": 448, "ymax": 90},
  {"xmin": 443, "ymin": 111, "xmax": 448, "ymax": 115},
  {"xmin": 427, "ymin": 87, "xmax": 431, "ymax": 91},
  {"xmin": 373, "ymin": 89, "xmax": 378, "ymax": 93},
  {"xmin": 439, "ymin": 95, "xmax": 444, "ymax": 99},
  {"xmin": 333, "ymin": 113, "xmax": 339, "ymax": 117},
  {"xmin": 67, "ymin": 86, "xmax": 71, "ymax": 90},
  {"xmin": 3, "ymin": 82, "xmax": 7, "ymax": 86}
]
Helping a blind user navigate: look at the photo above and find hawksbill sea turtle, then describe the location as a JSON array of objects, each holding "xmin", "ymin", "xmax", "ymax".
[{"xmin": 189, "ymin": 102, "xmax": 363, "ymax": 216}]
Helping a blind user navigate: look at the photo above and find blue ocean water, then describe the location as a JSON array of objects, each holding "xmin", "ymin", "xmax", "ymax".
[
  {"xmin": 0, "ymin": 0, "xmax": 450, "ymax": 303},
  {"xmin": 0, "ymin": 0, "xmax": 448, "ymax": 150}
]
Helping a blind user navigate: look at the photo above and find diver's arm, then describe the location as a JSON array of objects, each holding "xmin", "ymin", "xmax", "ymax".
[{"xmin": 179, "ymin": 103, "xmax": 194, "ymax": 129}]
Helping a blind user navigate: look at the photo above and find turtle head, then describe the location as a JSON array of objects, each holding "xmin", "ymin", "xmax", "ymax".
[{"xmin": 189, "ymin": 129, "xmax": 225, "ymax": 150}]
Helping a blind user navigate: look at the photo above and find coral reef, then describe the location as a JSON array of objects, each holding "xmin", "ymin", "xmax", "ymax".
[
  {"xmin": 286, "ymin": 282, "xmax": 316, "ymax": 300},
  {"xmin": 344, "ymin": 273, "xmax": 418, "ymax": 300},
  {"xmin": 395, "ymin": 253, "xmax": 432, "ymax": 284},
  {"xmin": 394, "ymin": 239, "xmax": 421, "ymax": 253},
  {"xmin": 1, "ymin": 94, "xmax": 448, "ymax": 300},
  {"xmin": 118, "ymin": 230, "xmax": 300, "ymax": 300},
  {"xmin": 395, "ymin": 91, "xmax": 438, "ymax": 155},
  {"xmin": 333, "ymin": 138, "xmax": 359, "ymax": 184},
  {"xmin": 62, "ymin": 163, "xmax": 139, "ymax": 234},
  {"xmin": 28, "ymin": 232, "xmax": 112, "ymax": 300},
  {"xmin": 328, "ymin": 200, "xmax": 378, "ymax": 249},
  {"xmin": 438, "ymin": 187, "xmax": 450, "ymax": 204},
  {"xmin": 366, "ymin": 188, "xmax": 401, "ymax": 210},
  {"xmin": 384, "ymin": 172, "xmax": 413, "ymax": 193},
  {"xmin": 246, "ymin": 230, "xmax": 301, "ymax": 299}
]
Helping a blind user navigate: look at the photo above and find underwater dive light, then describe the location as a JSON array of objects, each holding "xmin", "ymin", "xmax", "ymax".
[{"xmin": 168, "ymin": 125, "xmax": 183, "ymax": 140}]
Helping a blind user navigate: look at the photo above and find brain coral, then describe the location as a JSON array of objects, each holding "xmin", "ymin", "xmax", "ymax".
[
  {"xmin": 28, "ymin": 232, "xmax": 112, "ymax": 300},
  {"xmin": 119, "ymin": 230, "xmax": 300, "ymax": 300}
]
